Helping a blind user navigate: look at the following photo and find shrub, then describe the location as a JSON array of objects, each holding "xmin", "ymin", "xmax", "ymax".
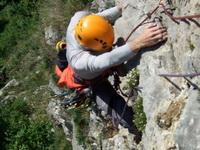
[
  {"xmin": 126, "ymin": 68, "xmax": 140, "ymax": 89},
  {"xmin": 133, "ymin": 96, "xmax": 147, "ymax": 132},
  {"xmin": 0, "ymin": 0, "xmax": 40, "ymax": 58},
  {"xmin": 68, "ymin": 108, "xmax": 90, "ymax": 148},
  {"xmin": 53, "ymin": 127, "xmax": 72, "ymax": 150},
  {"xmin": 0, "ymin": 99, "xmax": 54, "ymax": 150}
]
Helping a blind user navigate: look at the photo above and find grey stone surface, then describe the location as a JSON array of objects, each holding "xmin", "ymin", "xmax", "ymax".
[
  {"xmin": 114, "ymin": 0, "xmax": 200, "ymax": 149},
  {"xmin": 174, "ymin": 90, "xmax": 200, "ymax": 150}
]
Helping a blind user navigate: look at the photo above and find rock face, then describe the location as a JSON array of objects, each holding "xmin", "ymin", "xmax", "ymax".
[
  {"xmin": 114, "ymin": 0, "xmax": 200, "ymax": 149},
  {"xmin": 47, "ymin": 0, "xmax": 200, "ymax": 149},
  {"xmin": 0, "ymin": 79, "xmax": 20, "ymax": 106}
]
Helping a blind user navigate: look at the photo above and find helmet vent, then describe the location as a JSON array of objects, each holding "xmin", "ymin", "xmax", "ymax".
[
  {"xmin": 78, "ymin": 35, "xmax": 82, "ymax": 41},
  {"xmin": 94, "ymin": 38, "xmax": 107, "ymax": 49},
  {"xmin": 102, "ymin": 42, "xmax": 107, "ymax": 48},
  {"xmin": 102, "ymin": 45, "xmax": 107, "ymax": 49}
]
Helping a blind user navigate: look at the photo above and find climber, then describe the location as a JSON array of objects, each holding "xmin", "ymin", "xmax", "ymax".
[{"xmin": 55, "ymin": 5, "xmax": 168, "ymax": 141}]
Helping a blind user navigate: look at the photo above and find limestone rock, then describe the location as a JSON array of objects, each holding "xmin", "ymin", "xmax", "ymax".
[
  {"xmin": 114, "ymin": 0, "xmax": 200, "ymax": 149},
  {"xmin": 0, "ymin": 79, "xmax": 20, "ymax": 97}
]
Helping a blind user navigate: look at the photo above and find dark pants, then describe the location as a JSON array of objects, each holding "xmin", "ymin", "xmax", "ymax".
[{"xmin": 92, "ymin": 80, "xmax": 142, "ymax": 138}]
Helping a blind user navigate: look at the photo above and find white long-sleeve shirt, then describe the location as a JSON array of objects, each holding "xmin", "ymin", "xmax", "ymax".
[{"xmin": 66, "ymin": 6, "xmax": 137, "ymax": 80}]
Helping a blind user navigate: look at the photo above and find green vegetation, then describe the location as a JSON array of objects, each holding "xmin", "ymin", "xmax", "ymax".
[
  {"xmin": 68, "ymin": 108, "xmax": 92, "ymax": 148},
  {"xmin": 53, "ymin": 127, "xmax": 72, "ymax": 150},
  {"xmin": 105, "ymin": 2, "xmax": 115, "ymax": 9},
  {"xmin": 0, "ymin": 0, "xmax": 93, "ymax": 149},
  {"xmin": 0, "ymin": 99, "xmax": 54, "ymax": 150},
  {"xmin": 126, "ymin": 68, "xmax": 140, "ymax": 89},
  {"xmin": 133, "ymin": 96, "xmax": 147, "ymax": 132},
  {"xmin": 0, "ymin": 0, "xmax": 40, "ymax": 58},
  {"xmin": 125, "ymin": 68, "xmax": 147, "ymax": 132}
]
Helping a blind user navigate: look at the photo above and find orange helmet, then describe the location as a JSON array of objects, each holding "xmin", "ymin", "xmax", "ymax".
[
  {"xmin": 56, "ymin": 41, "xmax": 66, "ymax": 52},
  {"xmin": 75, "ymin": 14, "xmax": 114, "ymax": 51}
]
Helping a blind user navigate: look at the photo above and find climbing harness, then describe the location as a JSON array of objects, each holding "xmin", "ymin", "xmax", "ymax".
[{"xmin": 54, "ymin": 41, "xmax": 96, "ymax": 110}]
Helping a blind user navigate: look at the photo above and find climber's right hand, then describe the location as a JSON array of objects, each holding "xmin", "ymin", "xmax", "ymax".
[{"xmin": 128, "ymin": 23, "xmax": 168, "ymax": 53}]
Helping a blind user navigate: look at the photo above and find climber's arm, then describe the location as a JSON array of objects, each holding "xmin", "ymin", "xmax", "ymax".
[{"xmin": 97, "ymin": 6, "xmax": 122, "ymax": 24}]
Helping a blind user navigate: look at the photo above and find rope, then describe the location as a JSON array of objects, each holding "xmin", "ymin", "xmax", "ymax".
[
  {"xmin": 159, "ymin": 73, "xmax": 200, "ymax": 90},
  {"xmin": 125, "ymin": 2, "xmax": 200, "ymax": 42},
  {"xmin": 55, "ymin": 90, "xmax": 74, "ymax": 97},
  {"xmin": 125, "ymin": 6, "xmax": 159, "ymax": 42},
  {"xmin": 159, "ymin": 72, "xmax": 200, "ymax": 78},
  {"xmin": 160, "ymin": 3, "xmax": 200, "ymax": 20},
  {"xmin": 112, "ymin": 88, "xmax": 136, "ymax": 128}
]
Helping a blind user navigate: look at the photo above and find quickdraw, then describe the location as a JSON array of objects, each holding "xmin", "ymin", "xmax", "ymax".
[{"xmin": 53, "ymin": 87, "xmax": 92, "ymax": 110}]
